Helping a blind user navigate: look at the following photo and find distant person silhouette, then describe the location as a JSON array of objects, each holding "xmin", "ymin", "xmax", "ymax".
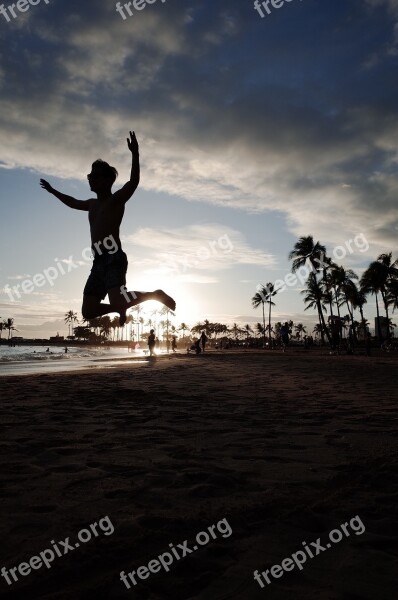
[
  {"xmin": 280, "ymin": 322, "xmax": 289, "ymax": 351},
  {"xmin": 148, "ymin": 329, "xmax": 156, "ymax": 357},
  {"xmin": 200, "ymin": 330, "xmax": 208, "ymax": 352},
  {"xmin": 40, "ymin": 131, "xmax": 175, "ymax": 326},
  {"xmin": 171, "ymin": 335, "xmax": 177, "ymax": 352}
]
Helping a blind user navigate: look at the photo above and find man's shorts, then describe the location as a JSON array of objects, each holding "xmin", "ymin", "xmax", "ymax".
[{"xmin": 83, "ymin": 249, "xmax": 128, "ymax": 300}]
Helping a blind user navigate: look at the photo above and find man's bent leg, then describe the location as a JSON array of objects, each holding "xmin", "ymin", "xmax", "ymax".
[
  {"xmin": 108, "ymin": 288, "xmax": 154, "ymax": 325},
  {"xmin": 83, "ymin": 288, "xmax": 176, "ymax": 324},
  {"xmin": 109, "ymin": 287, "xmax": 176, "ymax": 325},
  {"xmin": 124, "ymin": 289, "xmax": 176, "ymax": 312}
]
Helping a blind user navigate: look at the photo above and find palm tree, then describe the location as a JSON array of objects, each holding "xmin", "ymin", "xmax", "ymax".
[
  {"xmin": 244, "ymin": 324, "xmax": 253, "ymax": 341},
  {"xmin": 160, "ymin": 306, "xmax": 175, "ymax": 352},
  {"xmin": 313, "ymin": 323, "xmax": 323, "ymax": 339},
  {"xmin": 333, "ymin": 267, "xmax": 359, "ymax": 341},
  {"xmin": 194, "ymin": 319, "xmax": 211, "ymax": 337},
  {"xmin": 191, "ymin": 322, "xmax": 203, "ymax": 336},
  {"xmin": 179, "ymin": 322, "xmax": 188, "ymax": 339},
  {"xmin": 88, "ymin": 317, "xmax": 102, "ymax": 338},
  {"xmin": 360, "ymin": 254, "xmax": 398, "ymax": 342},
  {"xmin": 252, "ymin": 287, "xmax": 267, "ymax": 347},
  {"xmin": 264, "ymin": 283, "xmax": 277, "ymax": 348},
  {"xmin": 109, "ymin": 316, "xmax": 118, "ymax": 341},
  {"xmin": 100, "ymin": 316, "xmax": 112, "ymax": 341},
  {"xmin": 361, "ymin": 270, "xmax": 382, "ymax": 340},
  {"xmin": 4, "ymin": 317, "xmax": 16, "ymax": 340},
  {"xmin": 256, "ymin": 322, "xmax": 265, "ymax": 338},
  {"xmin": 264, "ymin": 324, "xmax": 274, "ymax": 344},
  {"xmin": 124, "ymin": 315, "xmax": 132, "ymax": 341},
  {"xmin": 301, "ymin": 273, "xmax": 328, "ymax": 344},
  {"xmin": 322, "ymin": 261, "xmax": 340, "ymax": 319},
  {"xmin": 289, "ymin": 236, "xmax": 332, "ymax": 344},
  {"xmin": 151, "ymin": 309, "xmax": 159, "ymax": 337},
  {"xmin": 138, "ymin": 317, "xmax": 145, "ymax": 342},
  {"xmin": 252, "ymin": 282, "xmax": 277, "ymax": 348},
  {"xmin": 352, "ymin": 287, "xmax": 368, "ymax": 332},
  {"xmin": 64, "ymin": 310, "xmax": 78, "ymax": 338},
  {"xmin": 74, "ymin": 326, "xmax": 91, "ymax": 341},
  {"xmin": 230, "ymin": 323, "xmax": 241, "ymax": 342},
  {"xmin": 294, "ymin": 323, "xmax": 307, "ymax": 340},
  {"xmin": 191, "ymin": 320, "xmax": 211, "ymax": 338},
  {"xmin": 328, "ymin": 264, "xmax": 345, "ymax": 321},
  {"xmin": 0, "ymin": 321, "xmax": 5, "ymax": 339},
  {"xmin": 131, "ymin": 306, "xmax": 142, "ymax": 341},
  {"xmin": 388, "ymin": 319, "xmax": 397, "ymax": 336},
  {"xmin": 127, "ymin": 311, "xmax": 136, "ymax": 342},
  {"xmin": 213, "ymin": 323, "xmax": 228, "ymax": 340},
  {"xmin": 114, "ymin": 316, "xmax": 121, "ymax": 341},
  {"xmin": 386, "ymin": 278, "xmax": 398, "ymax": 314},
  {"xmin": 375, "ymin": 253, "xmax": 398, "ymax": 338}
]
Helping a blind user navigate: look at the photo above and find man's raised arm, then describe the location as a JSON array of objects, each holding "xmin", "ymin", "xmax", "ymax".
[
  {"xmin": 40, "ymin": 179, "xmax": 90, "ymax": 211},
  {"xmin": 113, "ymin": 131, "xmax": 140, "ymax": 204}
]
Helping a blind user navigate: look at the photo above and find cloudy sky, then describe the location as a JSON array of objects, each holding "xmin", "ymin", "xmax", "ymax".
[{"xmin": 0, "ymin": 0, "xmax": 397, "ymax": 338}]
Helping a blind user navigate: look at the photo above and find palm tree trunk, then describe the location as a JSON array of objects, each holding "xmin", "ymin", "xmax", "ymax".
[
  {"xmin": 375, "ymin": 292, "xmax": 382, "ymax": 343},
  {"xmin": 333, "ymin": 286, "xmax": 342, "ymax": 342},
  {"xmin": 345, "ymin": 298, "xmax": 356, "ymax": 344},
  {"xmin": 316, "ymin": 298, "xmax": 331, "ymax": 345},
  {"xmin": 268, "ymin": 301, "xmax": 272, "ymax": 349},
  {"xmin": 262, "ymin": 302, "xmax": 266, "ymax": 348},
  {"xmin": 381, "ymin": 289, "xmax": 390, "ymax": 340}
]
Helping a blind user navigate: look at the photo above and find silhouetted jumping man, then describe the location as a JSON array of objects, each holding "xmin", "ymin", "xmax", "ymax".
[{"xmin": 40, "ymin": 131, "xmax": 175, "ymax": 326}]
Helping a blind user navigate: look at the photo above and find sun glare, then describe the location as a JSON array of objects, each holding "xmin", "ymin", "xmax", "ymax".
[{"xmin": 124, "ymin": 277, "xmax": 201, "ymax": 326}]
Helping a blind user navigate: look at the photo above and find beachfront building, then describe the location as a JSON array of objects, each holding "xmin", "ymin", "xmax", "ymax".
[{"xmin": 375, "ymin": 316, "xmax": 389, "ymax": 339}]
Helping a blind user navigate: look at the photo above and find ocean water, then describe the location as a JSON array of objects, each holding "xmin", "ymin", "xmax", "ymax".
[{"xmin": 0, "ymin": 345, "xmax": 151, "ymax": 376}]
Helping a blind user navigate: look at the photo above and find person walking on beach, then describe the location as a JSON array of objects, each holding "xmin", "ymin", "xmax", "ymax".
[
  {"xmin": 148, "ymin": 329, "xmax": 156, "ymax": 357},
  {"xmin": 171, "ymin": 335, "xmax": 177, "ymax": 352},
  {"xmin": 40, "ymin": 131, "xmax": 176, "ymax": 327},
  {"xmin": 200, "ymin": 330, "xmax": 208, "ymax": 352},
  {"xmin": 280, "ymin": 322, "xmax": 289, "ymax": 352}
]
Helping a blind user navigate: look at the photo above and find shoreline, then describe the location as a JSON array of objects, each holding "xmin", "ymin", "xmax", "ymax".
[{"xmin": 1, "ymin": 346, "xmax": 395, "ymax": 377}]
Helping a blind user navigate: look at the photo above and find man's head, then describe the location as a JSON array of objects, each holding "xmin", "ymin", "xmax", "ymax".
[{"xmin": 87, "ymin": 159, "xmax": 118, "ymax": 193}]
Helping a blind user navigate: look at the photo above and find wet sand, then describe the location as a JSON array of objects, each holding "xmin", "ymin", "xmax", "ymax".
[{"xmin": 0, "ymin": 350, "xmax": 397, "ymax": 599}]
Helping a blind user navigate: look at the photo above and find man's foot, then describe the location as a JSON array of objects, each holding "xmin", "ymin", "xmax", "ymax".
[{"xmin": 154, "ymin": 290, "xmax": 176, "ymax": 311}]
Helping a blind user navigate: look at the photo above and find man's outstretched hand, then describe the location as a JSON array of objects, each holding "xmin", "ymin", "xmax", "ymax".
[
  {"xmin": 127, "ymin": 131, "xmax": 139, "ymax": 154},
  {"xmin": 40, "ymin": 179, "xmax": 54, "ymax": 193}
]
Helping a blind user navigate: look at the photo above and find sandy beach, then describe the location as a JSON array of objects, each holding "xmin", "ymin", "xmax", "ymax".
[{"xmin": 0, "ymin": 350, "xmax": 397, "ymax": 599}]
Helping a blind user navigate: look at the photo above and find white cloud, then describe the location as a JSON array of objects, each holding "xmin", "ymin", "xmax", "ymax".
[{"xmin": 122, "ymin": 224, "xmax": 276, "ymax": 280}]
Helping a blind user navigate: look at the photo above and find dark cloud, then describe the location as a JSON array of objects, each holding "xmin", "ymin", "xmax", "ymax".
[{"xmin": 0, "ymin": 0, "xmax": 397, "ymax": 249}]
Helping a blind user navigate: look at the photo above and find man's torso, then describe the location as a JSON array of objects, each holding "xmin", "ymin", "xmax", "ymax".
[{"xmin": 88, "ymin": 196, "xmax": 125, "ymax": 254}]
